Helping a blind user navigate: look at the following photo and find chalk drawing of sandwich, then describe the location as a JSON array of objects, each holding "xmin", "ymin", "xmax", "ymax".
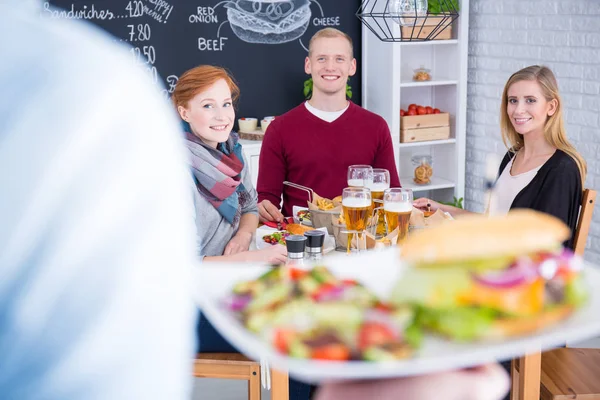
[{"xmin": 225, "ymin": 0, "xmax": 312, "ymax": 44}]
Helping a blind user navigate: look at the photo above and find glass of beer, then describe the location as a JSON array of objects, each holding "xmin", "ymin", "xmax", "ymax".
[
  {"xmin": 347, "ymin": 165, "xmax": 373, "ymax": 188},
  {"xmin": 342, "ymin": 187, "xmax": 372, "ymax": 253},
  {"xmin": 383, "ymin": 188, "xmax": 413, "ymax": 243},
  {"xmin": 368, "ymin": 169, "xmax": 390, "ymax": 237}
]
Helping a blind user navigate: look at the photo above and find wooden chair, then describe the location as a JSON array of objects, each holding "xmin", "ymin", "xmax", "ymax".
[
  {"xmin": 193, "ymin": 353, "xmax": 290, "ymax": 400},
  {"xmin": 511, "ymin": 189, "xmax": 597, "ymax": 400}
]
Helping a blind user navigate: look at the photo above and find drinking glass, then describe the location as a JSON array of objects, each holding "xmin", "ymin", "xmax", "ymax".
[
  {"xmin": 342, "ymin": 187, "xmax": 372, "ymax": 253},
  {"xmin": 383, "ymin": 188, "xmax": 413, "ymax": 242},
  {"xmin": 368, "ymin": 168, "xmax": 391, "ymax": 236},
  {"xmin": 347, "ymin": 165, "xmax": 373, "ymax": 188}
]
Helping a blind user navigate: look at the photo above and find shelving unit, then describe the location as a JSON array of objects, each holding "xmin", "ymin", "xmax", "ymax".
[{"xmin": 361, "ymin": 0, "xmax": 469, "ymax": 203}]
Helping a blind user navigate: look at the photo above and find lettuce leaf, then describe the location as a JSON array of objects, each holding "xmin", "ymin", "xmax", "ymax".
[
  {"xmin": 565, "ymin": 275, "xmax": 588, "ymax": 307},
  {"xmin": 416, "ymin": 306, "xmax": 498, "ymax": 341}
]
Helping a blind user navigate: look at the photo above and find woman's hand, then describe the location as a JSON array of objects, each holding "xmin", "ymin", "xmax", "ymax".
[
  {"xmin": 223, "ymin": 231, "xmax": 253, "ymax": 255},
  {"xmin": 316, "ymin": 363, "xmax": 509, "ymax": 400},
  {"xmin": 413, "ymin": 197, "xmax": 442, "ymax": 212},
  {"xmin": 248, "ymin": 244, "xmax": 287, "ymax": 264}
]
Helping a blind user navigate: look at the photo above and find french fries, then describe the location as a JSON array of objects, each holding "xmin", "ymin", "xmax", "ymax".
[{"xmin": 316, "ymin": 198, "xmax": 335, "ymax": 211}]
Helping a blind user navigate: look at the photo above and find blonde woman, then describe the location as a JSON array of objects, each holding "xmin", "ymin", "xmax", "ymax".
[{"xmin": 415, "ymin": 65, "xmax": 586, "ymax": 249}]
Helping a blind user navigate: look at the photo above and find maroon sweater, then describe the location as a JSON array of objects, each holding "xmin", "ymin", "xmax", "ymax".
[{"xmin": 257, "ymin": 102, "xmax": 401, "ymax": 217}]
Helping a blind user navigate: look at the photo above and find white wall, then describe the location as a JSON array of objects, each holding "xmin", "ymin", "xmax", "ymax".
[{"xmin": 467, "ymin": 0, "xmax": 600, "ymax": 263}]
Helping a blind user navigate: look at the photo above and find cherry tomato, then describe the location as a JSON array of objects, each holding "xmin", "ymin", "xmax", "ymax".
[
  {"xmin": 400, "ymin": 109, "xmax": 406, "ymax": 117},
  {"xmin": 433, "ymin": 108, "xmax": 441, "ymax": 114},
  {"xmin": 408, "ymin": 104, "xmax": 417, "ymax": 111},
  {"xmin": 425, "ymin": 106, "xmax": 433, "ymax": 114},
  {"xmin": 311, "ymin": 343, "xmax": 351, "ymax": 361},
  {"xmin": 417, "ymin": 106, "xmax": 427, "ymax": 115},
  {"xmin": 358, "ymin": 322, "xmax": 397, "ymax": 351},
  {"xmin": 274, "ymin": 329, "xmax": 296, "ymax": 353},
  {"xmin": 407, "ymin": 109, "xmax": 417, "ymax": 116},
  {"xmin": 289, "ymin": 268, "xmax": 308, "ymax": 280}
]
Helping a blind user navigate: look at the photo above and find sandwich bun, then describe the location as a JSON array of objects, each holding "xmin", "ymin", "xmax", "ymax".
[
  {"xmin": 486, "ymin": 304, "xmax": 573, "ymax": 340},
  {"xmin": 401, "ymin": 209, "xmax": 570, "ymax": 265},
  {"xmin": 286, "ymin": 223, "xmax": 314, "ymax": 235}
]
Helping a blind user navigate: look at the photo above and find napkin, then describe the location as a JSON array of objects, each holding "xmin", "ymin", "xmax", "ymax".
[{"xmin": 410, "ymin": 207, "xmax": 453, "ymax": 228}]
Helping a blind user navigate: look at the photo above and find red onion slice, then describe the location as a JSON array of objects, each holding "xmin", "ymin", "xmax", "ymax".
[
  {"xmin": 472, "ymin": 259, "xmax": 538, "ymax": 288},
  {"xmin": 224, "ymin": 293, "xmax": 252, "ymax": 312}
]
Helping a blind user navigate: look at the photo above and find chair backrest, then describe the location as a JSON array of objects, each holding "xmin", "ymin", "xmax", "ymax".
[{"xmin": 573, "ymin": 189, "xmax": 597, "ymax": 256}]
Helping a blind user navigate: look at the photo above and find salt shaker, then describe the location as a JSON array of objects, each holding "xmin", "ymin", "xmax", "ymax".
[
  {"xmin": 304, "ymin": 230, "xmax": 325, "ymax": 262},
  {"xmin": 285, "ymin": 235, "xmax": 307, "ymax": 266}
]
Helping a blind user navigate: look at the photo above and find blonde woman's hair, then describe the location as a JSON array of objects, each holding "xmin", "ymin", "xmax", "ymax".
[
  {"xmin": 500, "ymin": 65, "xmax": 587, "ymax": 185},
  {"xmin": 308, "ymin": 28, "xmax": 353, "ymax": 57}
]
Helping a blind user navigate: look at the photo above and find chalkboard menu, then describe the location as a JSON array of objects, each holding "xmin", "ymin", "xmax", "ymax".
[{"xmin": 45, "ymin": 0, "xmax": 362, "ymax": 120}]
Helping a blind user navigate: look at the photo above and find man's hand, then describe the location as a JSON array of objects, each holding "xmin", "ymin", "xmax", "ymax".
[
  {"xmin": 223, "ymin": 231, "xmax": 252, "ymax": 255},
  {"xmin": 258, "ymin": 199, "xmax": 284, "ymax": 223},
  {"xmin": 316, "ymin": 363, "xmax": 509, "ymax": 400}
]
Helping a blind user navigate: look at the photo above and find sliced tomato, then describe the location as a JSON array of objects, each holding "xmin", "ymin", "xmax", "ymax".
[
  {"xmin": 311, "ymin": 343, "xmax": 351, "ymax": 361},
  {"xmin": 341, "ymin": 278, "xmax": 358, "ymax": 286},
  {"xmin": 289, "ymin": 268, "xmax": 308, "ymax": 281},
  {"xmin": 274, "ymin": 329, "xmax": 297, "ymax": 353},
  {"xmin": 374, "ymin": 301, "xmax": 394, "ymax": 312},
  {"xmin": 310, "ymin": 283, "xmax": 337, "ymax": 301},
  {"xmin": 358, "ymin": 322, "xmax": 397, "ymax": 351}
]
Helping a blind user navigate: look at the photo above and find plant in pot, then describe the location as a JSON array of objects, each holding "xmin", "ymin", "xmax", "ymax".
[
  {"xmin": 303, "ymin": 78, "xmax": 353, "ymax": 100},
  {"xmin": 428, "ymin": 0, "xmax": 459, "ymax": 14}
]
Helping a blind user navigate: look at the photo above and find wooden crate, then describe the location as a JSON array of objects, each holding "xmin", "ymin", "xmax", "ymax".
[
  {"xmin": 400, "ymin": 112, "xmax": 450, "ymax": 143},
  {"xmin": 401, "ymin": 18, "xmax": 453, "ymax": 40}
]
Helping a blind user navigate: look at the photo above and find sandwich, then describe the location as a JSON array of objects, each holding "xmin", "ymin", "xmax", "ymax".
[
  {"xmin": 286, "ymin": 223, "xmax": 314, "ymax": 235},
  {"xmin": 393, "ymin": 209, "xmax": 588, "ymax": 341},
  {"xmin": 226, "ymin": 0, "xmax": 311, "ymax": 44}
]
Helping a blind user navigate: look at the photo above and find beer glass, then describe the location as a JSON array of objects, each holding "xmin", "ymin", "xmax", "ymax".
[
  {"xmin": 383, "ymin": 188, "xmax": 413, "ymax": 242},
  {"xmin": 347, "ymin": 165, "xmax": 373, "ymax": 188},
  {"xmin": 342, "ymin": 187, "xmax": 372, "ymax": 253},
  {"xmin": 368, "ymin": 169, "xmax": 390, "ymax": 236}
]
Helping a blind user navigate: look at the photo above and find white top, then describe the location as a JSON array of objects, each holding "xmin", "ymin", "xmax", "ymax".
[
  {"xmin": 0, "ymin": 2, "xmax": 196, "ymax": 398},
  {"xmin": 488, "ymin": 156, "xmax": 542, "ymax": 216},
  {"xmin": 304, "ymin": 101, "xmax": 350, "ymax": 122}
]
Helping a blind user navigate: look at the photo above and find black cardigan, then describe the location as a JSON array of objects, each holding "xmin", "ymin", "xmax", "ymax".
[{"xmin": 498, "ymin": 150, "xmax": 582, "ymax": 249}]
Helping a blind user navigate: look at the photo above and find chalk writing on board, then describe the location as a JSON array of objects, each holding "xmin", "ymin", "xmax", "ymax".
[
  {"xmin": 189, "ymin": 7, "xmax": 219, "ymax": 23},
  {"xmin": 198, "ymin": 37, "xmax": 228, "ymax": 51},
  {"xmin": 43, "ymin": 2, "xmax": 115, "ymax": 20},
  {"xmin": 125, "ymin": 1, "xmax": 144, "ymax": 18},
  {"xmin": 142, "ymin": 0, "xmax": 174, "ymax": 24},
  {"xmin": 127, "ymin": 23, "xmax": 152, "ymax": 42}
]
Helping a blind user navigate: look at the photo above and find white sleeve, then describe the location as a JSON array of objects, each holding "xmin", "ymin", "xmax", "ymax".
[{"xmin": 0, "ymin": 17, "xmax": 197, "ymax": 400}]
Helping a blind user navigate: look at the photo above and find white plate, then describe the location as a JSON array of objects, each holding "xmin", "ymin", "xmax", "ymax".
[
  {"xmin": 293, "ymin": 205, "xmax": 313, "ymax": 226},
  {"xmin": 193, "ymin": 248, "xmax": 600, "ymax": 383},
  {"xmin": 255, "ymin": 225, "xmax": 335, "ymax": 254}
]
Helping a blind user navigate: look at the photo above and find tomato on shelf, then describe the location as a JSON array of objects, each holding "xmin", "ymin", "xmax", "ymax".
[{"xmin": 400, "ymin": 104, "xmax": 444, "ymax": 116}]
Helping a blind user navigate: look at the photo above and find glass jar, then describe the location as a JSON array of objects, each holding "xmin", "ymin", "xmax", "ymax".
[
  {"xmin": 411, "ymin": 155, "xmax": 433, "ymax": 185},
  {"xmin": 413, "ymin": 66, "xmax": 432, "ymax": 81},
  {"xmin": 387, "ymin": 0, "xmax": 428, "ymax": 26}
]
